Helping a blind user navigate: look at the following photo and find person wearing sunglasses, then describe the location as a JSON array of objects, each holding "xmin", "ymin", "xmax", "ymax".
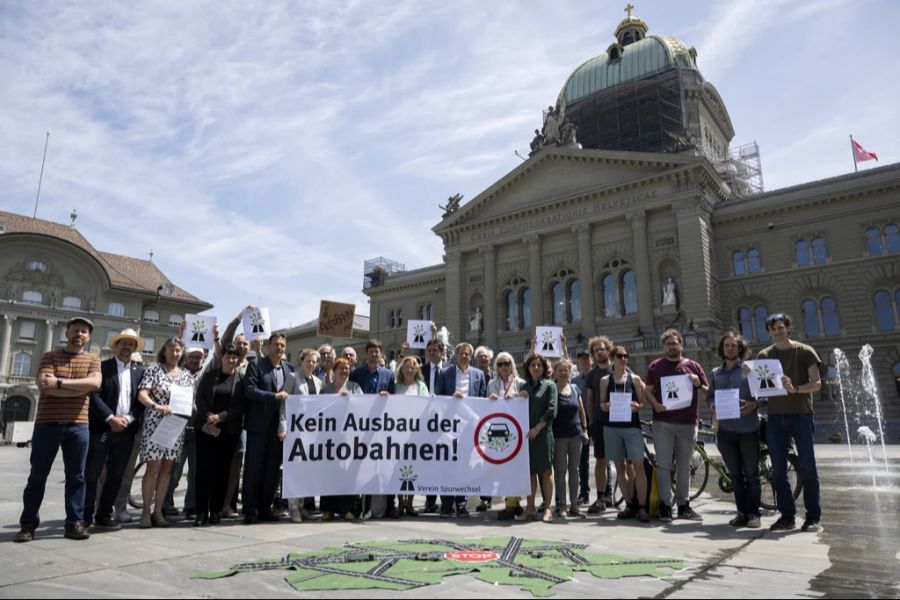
[
  {"xmin": 599, "ymin": 347, "xmax": 649, "ymax": 523},
  {"xmin": 194, "ymin": 344, "xmax": 245, "ymax": 526},
  {"xmin": 488, "ymin": 352, "xmax": 527, "ymax": 520}
]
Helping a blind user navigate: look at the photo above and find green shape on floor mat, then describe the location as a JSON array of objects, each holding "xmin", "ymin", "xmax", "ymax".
[{"xmin": 194, "ymin": 536, "xmax": 685, "ymax": 597}]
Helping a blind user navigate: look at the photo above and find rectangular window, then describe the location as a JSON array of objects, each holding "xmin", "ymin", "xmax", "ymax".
[{"xmin": 19, "ymin": 321, "xmax": 36, "ymax": 340}]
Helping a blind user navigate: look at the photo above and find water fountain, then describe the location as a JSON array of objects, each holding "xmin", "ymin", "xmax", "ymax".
[
  {"xmin": 830, "ymin": 349, "xmax": 854, "ymax": 464},
  {"xmin": 858, "ymin": 345, "xmax": 890, "ymax": 473}
]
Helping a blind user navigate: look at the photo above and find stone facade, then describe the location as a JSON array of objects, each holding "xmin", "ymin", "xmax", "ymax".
[{"xmin": 0, "ymin": 211, "xmax": 212, "ymax": 429}]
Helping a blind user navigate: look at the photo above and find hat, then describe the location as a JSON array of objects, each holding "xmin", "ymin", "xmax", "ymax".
[
  {"xmin": 576, "ymin": 349, "xmax": 590, "ymax": 358},
  {"xmin": 109, "ymin": 328, "xmax": 145, "ymax": 352},
  {"xmin": 185, "ymin": 347, "xmax": 205, "ymax": 354},
  {"xmin": 66, "ymin": 317, "xmax": 95, "ymax": 333}
]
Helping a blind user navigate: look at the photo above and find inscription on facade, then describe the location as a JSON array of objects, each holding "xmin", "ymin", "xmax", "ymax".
[{"xmin": 469, "ymin": 191, "xmax": 657, "ymax": 243}]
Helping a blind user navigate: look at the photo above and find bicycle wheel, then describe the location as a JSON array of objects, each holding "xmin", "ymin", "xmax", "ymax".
[
  {"xmin": 674, "ymin": 447, "xmax": 709, "ymax": 502},
  {"xmin": 759, "ymin": 450, "xmax": 802, "ymax": 510},
  {"xmin": 128, "ymin": 460, "xmax": 146, "ymax": 509}
]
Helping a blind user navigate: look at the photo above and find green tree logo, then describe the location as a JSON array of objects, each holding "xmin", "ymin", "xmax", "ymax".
[
  {"xmin": 399, "ymin": 465, "xmax": 417, "ymax": 491},
  {"xmin": 250, "ymin": 310, "xmax": 266, "ymax": 334},
  {"xmin": 541, "ymin": 331, "xmax": 556, "ymax": 352},
  {"xmin": 665, "ymin": 380, "xmax": 679, "ymax": 400},
  {"xmin": 191, "ymin": 319, "xmax": 208, "ymax": 343},
  {"xmin": 413, "ymin": 324, "xmax": 426, "ymax": 344},
  {"xmin": 755, "ymin": 364, "xmax": 777, "ymax": 389}
]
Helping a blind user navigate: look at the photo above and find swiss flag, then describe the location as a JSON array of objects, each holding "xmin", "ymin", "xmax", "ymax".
[{"xmin": 852, "ymin": 138, "xmax": 878, "ymax": 162}]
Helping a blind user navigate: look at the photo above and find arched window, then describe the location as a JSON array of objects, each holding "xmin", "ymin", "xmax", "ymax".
[
  {"xmin": 143, "ymin": 337, "xmax": 156, "ymax": 355},
  {"xmin": 504, "ymin": 290, "xmax": 518, "ymax": 331},
  {"xmin": 894, "ymin": 362, "xmax": 900, "ymax": 396},
  {"xmin": 107, "ymin": 302, "xmax": 125, "ymax": 317},
  {"xmin": 12, "ymin": 353, "xmax": 32, "ymax": 377},
  {"xmin": 143, "ymin": 310, "xmax": 160, "ymax": 324},
  {"xmin": 396, "ymin": 308, "xmax": 403, "ymax": 328},
  {"xmin": 521, "ymin": 287, "xmax": 532, "ymax": 329},
  {"xmin": 602, "ymin": 273, "xmax": 617, "ymax": 317},
  {"xmin": 866, "ymin": 227, "xmax": 884, "ymax": 255},
  {"xmin": 417, "ymin": 304, "xmax": 433, "ymax": 321},
  {"xmin": 62, "ymin": 296, "xmax": 81, "ymax": 310},
  {"xmin": 801, "ymin": 299, "xmax": 820, "ymax": 338},
  {"xmin": 801, "ymin": 297, "xmax": 841, "ymax": 338},
  {"xmin": 22, "ymin": 290, "xmax": 42, "ymax": 305},
  {"xmin": 811, "ymin": 237, "xmax": 828, "ymax": 264},
  {"xmin": 26, "ymin": 260, "xmax": 48, "ymax": 272},
  {"xmin": 551, "ymin": 282, "xmax": 565, "ymax": 325},
  {"xmin": 732, "ymin": 251, "xmax": 746, "ymax": 276},
  {"xmin": 886, "ymin": 224, "xmax": 900, "ymax": 253},
  {"xmin": 874, "ymin": 290, "xmax": 895, "ymax": 331},
  {"xmin": 569, "ymin": 279, "xmax": 582, "ymax": 323},
  {"xmin": 754, "ymin": 306, "xmax": 771, "ymax": 342},
  {"xmin": 622, "ymin": 270, "xmax": 637, "ymax": 315},
  {"xmin": 738, "ymin": 307, "xmax": 753, "ymax": 340},
  {"xmin": 821, "ymin": 297, "xmax": 840, "ymax": 336},
  {"xmin": 747, "ymin": 249, "xmax": 762, "ymax": 273},
  {"xmin": 795, "ymin": 240, "xmax": 811, "ymax": 267}
]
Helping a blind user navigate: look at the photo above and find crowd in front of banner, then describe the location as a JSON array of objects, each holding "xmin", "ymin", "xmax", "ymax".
[{"xmin": 13, "ymin": 304, "xmax": 824, "ymax": 543}]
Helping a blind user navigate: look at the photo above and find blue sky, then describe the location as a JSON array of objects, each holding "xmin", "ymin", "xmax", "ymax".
[{"xmin": 2, "ymin": 0, "xmax": 898, "ymax": 329}]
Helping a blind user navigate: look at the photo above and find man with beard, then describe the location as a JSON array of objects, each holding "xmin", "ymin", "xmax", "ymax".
[{"xmin": 645, "ymin": 329, "xmax": 708, "ymax": 522}]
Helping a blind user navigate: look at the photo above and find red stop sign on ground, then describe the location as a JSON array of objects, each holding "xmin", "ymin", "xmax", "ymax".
[{"xmin": 445, "ymin": 550, "xmax": 500, "ymax": 562}]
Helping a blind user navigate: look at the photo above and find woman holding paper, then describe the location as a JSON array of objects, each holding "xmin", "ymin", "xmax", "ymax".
[
  {"xmin": 707, "ymin": 332, "xmax": 760, "ymax": 528},
  {"xmin": 320, "ymin": 358, "xmax": 362, "ymax": 521},
  {"xmin": 599, "ymin": 347, "xmax": 650, "ymax": 523},
  {"xmin": 551, "ymin": 359, "xmax": 589, "ymax": 517},
  {"xmin": 193, "ymin": 343, "xmax": 245, "ymax": 526},
  {"xmin": 137, "ymin": 337, "xmax": 195, "ymax": 529},
  {"xmin": 521, "ymin": 354, "xmax": 557, "ymax": 523}
]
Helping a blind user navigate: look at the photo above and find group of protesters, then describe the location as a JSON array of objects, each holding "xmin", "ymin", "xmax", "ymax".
[{"xmin": 14, "ymin": 305, "xmax": 823, "ymax": 542}]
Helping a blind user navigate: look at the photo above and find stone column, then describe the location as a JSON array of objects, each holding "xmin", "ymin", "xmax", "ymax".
[
  {"xmin": 524, "ymin": 234, "xmax": 543, "ymax": 327},
  {"xmin": 626, "ymin": 209, "xmax": 654, "ymax": 332},
  {"xmin": 674, "ymin": 199, "xmax": 715, "ymax": 326},
  {"xmin": 43, "ymin": 320, "xmax": 56, "ymax": 354},
  {"xmin": 0, "ymin": 315, "xmax": 14, "ymax": 376},
  {"xmin": 443, "ymin": 251, "xmax": 463, "ymax": 341},
  {"xmin": 479, "ymin": 244, "xmax": 498, "ymax": 349},
  {"xmin": 573, "ymin": 224, "xmax": 595, "ymax": 334}
]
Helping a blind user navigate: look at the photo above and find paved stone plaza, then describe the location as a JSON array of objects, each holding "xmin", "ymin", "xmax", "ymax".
[{"xmin": 0, "ymin": 445, "xmax": 896, "ymax": 598}]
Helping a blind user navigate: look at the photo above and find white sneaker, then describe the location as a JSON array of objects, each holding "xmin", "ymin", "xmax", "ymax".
[
  {"xmin": 115, "ymin": 510, "xmax": 134, "ymax": 524},
  {"xmin": 289, "ymin": 506, "xmax": 303, "ymax": 523}
]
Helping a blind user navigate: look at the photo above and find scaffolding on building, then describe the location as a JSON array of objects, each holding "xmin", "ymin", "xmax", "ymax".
[
  {"xmin": 363, "ymin": 257, "xmax": 406, "ymax": 290},
  {"xmin": 716, "ymin": 141, "xmax": 764, "ymax": 197},
  {"xmin": 565, "ymin": 68, "xmax": 688, "ymax": 153}
]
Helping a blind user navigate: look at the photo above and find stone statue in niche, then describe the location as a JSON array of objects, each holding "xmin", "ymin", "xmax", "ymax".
[
  {"xmin": 662, "ymin": 277, "xmax": 677, "ymax": 306},
  {"xmin": 469, "ymin": 306, "xmax": 483, "ymax": 332}
]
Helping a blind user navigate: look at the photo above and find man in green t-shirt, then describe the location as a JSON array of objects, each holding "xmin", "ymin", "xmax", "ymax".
[{"xmin": 755, "ymin": 313, "xmax": 822, "ymax": 533}]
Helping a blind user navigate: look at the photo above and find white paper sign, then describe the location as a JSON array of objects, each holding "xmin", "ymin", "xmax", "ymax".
[
  {"xmin": 242, "ymin": 306, "xmax": 271, "ymax": 340},
  {"xmin": 609, "ymin": 392, "xmax": 633, "ymax": 423},
  {"xmin": 185, "ymin": 314, "xmax": 217, "ymax": 350},
  {"xmin": 660, "ymin": 374, "xmax": 693, "ymax": 410},
  {"xmin": 746, "ymin": 359, "xmax": 788, "ymax": 398},
  {"xmin": 715, "ymin": 388, "xmax": 741, "ymax": 421},
  {"xmin": 169, "ymin": 384, "xmax": 194, "ymax": 417},
  {"xmin": 282, "ymin": 394, "xmax": 531, "ymax": 497},
  {"xmin": 149, "ymin": 415, "xmax": 188, "ymax": 450},
  {"xmin": 535, "ymin": 326, "xmax": 563, "ymax": 358},
  {"xmin": 406, "ymin": 320, "xmax": 433, "ymax": 350}
]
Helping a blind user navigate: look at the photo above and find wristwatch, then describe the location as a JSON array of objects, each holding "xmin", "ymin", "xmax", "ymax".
[{"xmin": 56, "ymin": 378, "xmax": 64, "ymax": 389}]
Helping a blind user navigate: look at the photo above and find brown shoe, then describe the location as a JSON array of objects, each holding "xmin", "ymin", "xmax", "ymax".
[
  {"xmin": 64, "ymin": 522, "xmax": 90, "ymax": 540},
  {"xmin": 14, "ymin": 528, "xmax": 35, "ymax": 543}
]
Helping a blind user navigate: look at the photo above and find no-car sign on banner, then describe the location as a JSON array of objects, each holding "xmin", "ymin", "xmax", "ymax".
[{"xmin": 282, "ymin": 395, "xmax": 530, "ymax": 498}]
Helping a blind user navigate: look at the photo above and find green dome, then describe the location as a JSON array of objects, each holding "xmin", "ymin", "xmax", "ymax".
[{"xmin": 563, "ymin": 35, "xmax": 698, "ymax": 106}]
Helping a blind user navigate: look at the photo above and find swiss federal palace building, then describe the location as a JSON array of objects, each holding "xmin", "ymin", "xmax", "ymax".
[{"xmin": 362, "ymin": 9, "xmax": 900, "ymax": 438}]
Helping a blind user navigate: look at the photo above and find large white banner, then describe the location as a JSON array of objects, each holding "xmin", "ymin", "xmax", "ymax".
[{"xmin": 282, "ymin": 394, "xmax": 530, "ymax": 498}]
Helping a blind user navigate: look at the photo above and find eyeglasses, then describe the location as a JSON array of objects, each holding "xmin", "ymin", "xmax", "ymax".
[
  {"xmin": 614, "ymin": 353, "xmax": 630, "ymax": 359},
  {"xmin": 496, "ymin": 361, "xmax": 511, "ymax": 367},
  {"xmin": 766, "ymin": 313, "xmax": 785, "ymax": 323}
]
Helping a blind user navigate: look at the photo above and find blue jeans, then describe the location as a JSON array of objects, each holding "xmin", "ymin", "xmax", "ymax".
[
  {"xmin": 20, "ymin": 423, "xmax": 90, "ymax": 528},
  {"xmin": 767, "ymin": 413, "xmax": 820, "ymax": 520},
  {"xmin": 716, "ymin": 428, "xmax": 761, "ymax": 517}
]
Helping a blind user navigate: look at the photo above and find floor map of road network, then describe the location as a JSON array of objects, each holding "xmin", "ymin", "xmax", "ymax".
[{"xmin": 195, "ymin": 536, "xmax": 685, "ymax": 596}]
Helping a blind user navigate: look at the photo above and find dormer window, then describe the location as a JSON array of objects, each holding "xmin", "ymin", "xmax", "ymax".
[{"xmin": 27, "ymin": 260, "xmax": 48, "ymax": 272}]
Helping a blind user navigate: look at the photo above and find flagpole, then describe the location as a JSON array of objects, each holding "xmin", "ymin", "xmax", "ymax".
[{"xmin": 850, "ymin": 134, "xmax": 858, "ymax": 173}]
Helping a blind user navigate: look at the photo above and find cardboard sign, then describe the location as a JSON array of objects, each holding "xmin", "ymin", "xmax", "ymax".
[{"xmin": 317, "ymin": 300, "xmax": 355, "ymax": 338}]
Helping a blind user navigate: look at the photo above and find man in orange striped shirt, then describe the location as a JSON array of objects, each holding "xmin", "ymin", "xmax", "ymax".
[{"xmin": 15, "ymin": 317, "xmax": 101, "ymax": 543}]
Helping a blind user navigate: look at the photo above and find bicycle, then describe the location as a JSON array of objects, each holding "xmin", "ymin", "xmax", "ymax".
[{"xmin": 614, "ymin": 418, "xmax": 803, "ymax": 510}]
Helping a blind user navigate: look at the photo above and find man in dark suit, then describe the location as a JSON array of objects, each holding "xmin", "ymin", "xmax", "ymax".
[
  {"xmin": 242, "ymin": 333, "xmax": 295, "ymax": 524},
  {"xmin": 84, "ymin": 329, "xmax": 146, "ymax": 530},
  {"xmin": 435, "ymin": 342, "xmax": 487, "ymax": 518},
  {"xmin": 420, "ymin": 336, "xmax": 445, "ymax": 513}
]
